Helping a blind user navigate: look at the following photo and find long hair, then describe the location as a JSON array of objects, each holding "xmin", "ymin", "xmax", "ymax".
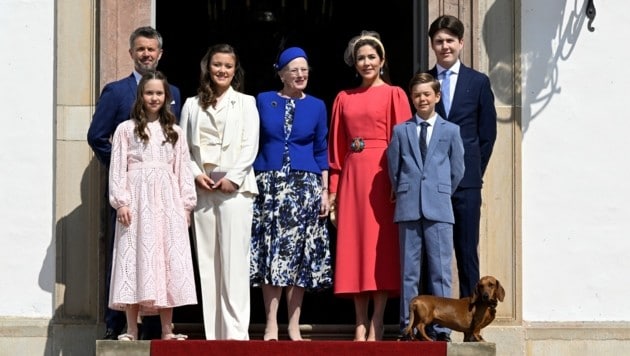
[
  {"xmin": 131, "ymin": 71, "xmax": 179, "ymax": 145},
  {"xmin": 197, "ymin": 43, "xmax": 245, "ymax": 110}
]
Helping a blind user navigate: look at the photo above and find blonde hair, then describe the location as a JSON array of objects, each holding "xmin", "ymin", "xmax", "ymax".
[{"xmin": 343, "ymin": 30, "xmax": 386, "ymax": 67}]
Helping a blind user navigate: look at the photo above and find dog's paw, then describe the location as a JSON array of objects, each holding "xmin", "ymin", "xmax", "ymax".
[{"xmin": 464, "ymin": 333, "xmax": 484, "ymax": 342}]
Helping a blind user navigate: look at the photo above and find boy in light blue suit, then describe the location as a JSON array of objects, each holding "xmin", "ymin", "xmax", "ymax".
[{"xmin": 387, "ymin": 73, "xmax": 465, "ymax": 341}]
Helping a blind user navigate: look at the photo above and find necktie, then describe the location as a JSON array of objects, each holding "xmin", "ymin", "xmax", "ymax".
[
  {"xmin": 420, "ymin": 121, "xmax": 429, "ymax": 164},
  {"xmin": 441, "ymin": 70, "xmax": 452, "ymax": 116}
]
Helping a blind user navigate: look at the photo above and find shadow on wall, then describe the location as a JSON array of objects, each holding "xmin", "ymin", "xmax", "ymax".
[
  {"xmin": 482, "ymin": 0, "xmax": 591, "ymax": 133},
  {"xmin": 39, "ymin": 158, "xmax": 103, "ymax": 355}
]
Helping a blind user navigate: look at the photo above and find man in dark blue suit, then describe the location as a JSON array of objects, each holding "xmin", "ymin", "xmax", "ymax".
[
  {"xmin": 425, "ymin": 15, "xmax": 497, "ymax": 310},
  {"xmin": 87, "ymin": 26, "xmax": 182, "ymax": 340}
]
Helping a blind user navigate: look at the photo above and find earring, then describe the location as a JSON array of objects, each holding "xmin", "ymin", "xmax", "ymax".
[
  {"xmin": 355, "ymin": 72, "xmax": 359, "ymax": 78},
  {"xmin": 380, "ymin": 68, "xmax": 384, "ymax": 76}
]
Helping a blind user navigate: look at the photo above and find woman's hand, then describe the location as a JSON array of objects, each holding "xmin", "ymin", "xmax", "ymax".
[
  {"xmin": 328, "ymin": 193, "xmax": 337, "ymax": 227},
  {"xmin": 116, "ymin": 206, "xmax": 131, "ymax": 227},
  {"xmin": 213, "ymin": 177, "xmax": 239, "ymax": 194},
  {"xmin": 318, "ymin": 189, "xmax": 330, "ymax": 219},
  {"xmin": 195, "ymin": 174, "xmax": 213, "ymax": 191},
  {"xmin": 185, "ymin": 210, "xmax": 192, "ymax": 227},
  {"xmin": 390, "ymin": 188, "xmax": 396, "ymax": 202}
]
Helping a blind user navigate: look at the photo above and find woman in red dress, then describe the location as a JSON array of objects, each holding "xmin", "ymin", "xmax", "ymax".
[{"xmin": 328, "ymin": 31, "xmax": 412, "ymax": 341}]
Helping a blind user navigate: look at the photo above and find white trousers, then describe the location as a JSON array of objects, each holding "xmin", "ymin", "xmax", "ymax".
[{"xmin": 193, "ymin": 189, "xmax": 253, "ymax": 340}]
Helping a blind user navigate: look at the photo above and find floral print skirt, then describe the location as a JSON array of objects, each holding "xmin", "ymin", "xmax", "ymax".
[{"xmin": 250, "ymin": 165, "xmax": 332, "ymax": 291}]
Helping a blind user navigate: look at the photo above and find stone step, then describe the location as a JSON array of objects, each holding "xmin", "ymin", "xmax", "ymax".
[{"xmin": 96, "ymin": 323, "xmax": 496, "ymax": 356}]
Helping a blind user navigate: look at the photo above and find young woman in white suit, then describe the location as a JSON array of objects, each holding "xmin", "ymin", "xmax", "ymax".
[{"xmin": 179, "ymin": 43, "xmax": 260, "ymax": 340}]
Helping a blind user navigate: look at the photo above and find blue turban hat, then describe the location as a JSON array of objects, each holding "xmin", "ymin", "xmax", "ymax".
[{"xmin": 275, "ymin": 47, "xmax": 308, "ymax": 71}]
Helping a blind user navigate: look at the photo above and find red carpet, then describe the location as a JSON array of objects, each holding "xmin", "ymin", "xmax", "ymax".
[{"xmin": 151, "ymin": 340, "xmax": 446, "ymax": 356}]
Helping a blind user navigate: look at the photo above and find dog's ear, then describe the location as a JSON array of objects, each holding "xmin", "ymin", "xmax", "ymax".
[
  {"xmin": 470, "ymin": 281, "xmax": 481, "ymax": 304},
  {"xmin": 495, "ymin": 279, "xmax": 505, "ymax": 302}
]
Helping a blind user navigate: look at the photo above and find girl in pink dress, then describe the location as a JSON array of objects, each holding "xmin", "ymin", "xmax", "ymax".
[
  {"xmin": 328, "ymin": 31, "xmax": 412, "ymax": 341},
  {"xmin": 108, "ymin": 71, "xmax": 197, "ymax": 341}
]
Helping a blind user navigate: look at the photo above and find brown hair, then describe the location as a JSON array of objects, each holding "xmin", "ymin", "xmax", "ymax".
[
  {"xmin": 408, "ymin": 72, "xmax": 440, "ymax": 94},
  {"xmin": 197, "ymin": 43, "xmax": 245, "ymax": 110},
  {"xmin": 343, "ymin": 30, "xmax": 390, "ymax": 83},
  {"xmin": 428, "ymin": 15, "xmax": 465, "ymax": 40},
  {"xmin": 131, "ymin": 71, "xmax": 178, "ymax": 145}
]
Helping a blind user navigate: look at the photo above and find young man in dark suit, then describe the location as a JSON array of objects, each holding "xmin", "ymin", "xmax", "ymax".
[
  {"xmin": 87, "ymin": 26, "xmax": 182, "ymax": 340},
  {"xmin": 426, "ymin": 15, "xmax": 497, "ymax": 312}
]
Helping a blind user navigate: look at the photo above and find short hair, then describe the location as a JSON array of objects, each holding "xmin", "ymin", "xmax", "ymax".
[
  {"xmin": 408, "ymin": 72, "xmax": 440, "ymax": 94},
  {"xmin": 129, "ymin": 26, "xmax": 163, "ymax": 49},
  {"xmin": 428, "ymin": 15, "xmax": 465, "ymax": 40}
]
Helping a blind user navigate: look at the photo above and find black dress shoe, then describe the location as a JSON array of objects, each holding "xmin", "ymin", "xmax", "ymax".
[
  {"xmin": 436, "ymin": 333, "xmax": 451, "ymax": 342},
  {"xmin": 103, "ymin": 328, "xmax": 118, "ymax": 340}
]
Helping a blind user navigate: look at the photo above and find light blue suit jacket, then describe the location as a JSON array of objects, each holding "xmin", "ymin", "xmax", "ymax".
[{"xmin": 387, "ymin": 115, "xmax": 465, "ymax": 223}]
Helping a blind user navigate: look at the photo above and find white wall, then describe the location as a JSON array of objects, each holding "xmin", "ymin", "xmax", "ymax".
[
  {"xmin": 0, "ymin": 0, "xmax": 55, "ymax": 317},
  {"xmin": 522, "ymin": 0, "xmax": 630, "ymax": 321}
]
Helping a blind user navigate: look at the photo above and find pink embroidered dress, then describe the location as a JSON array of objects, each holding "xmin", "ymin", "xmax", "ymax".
[{"xmin": 108, "ymin": 119, "xmax": 197, "ymax": 314}]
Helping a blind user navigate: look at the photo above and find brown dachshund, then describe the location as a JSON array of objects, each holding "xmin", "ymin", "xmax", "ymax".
[{"xmin": 403, "ymin": 275, "xmax": 505, "ymax": 342}]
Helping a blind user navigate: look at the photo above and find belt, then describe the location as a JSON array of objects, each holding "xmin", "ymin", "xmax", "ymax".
[
  {"xmin": 350, "ymin": 137, "xmax": 387, "ymax": 152},
  {"xmin": 128, "ymin": 162, "xmax": 172, "ymax": 171}
]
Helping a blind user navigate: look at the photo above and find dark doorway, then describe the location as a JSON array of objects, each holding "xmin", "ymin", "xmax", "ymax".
[
  {"xmin": 157, "ymin": 0, "xmax": 416, "ymax": 327},
  {"xmin": 157, "ymin": 1, "xmax": 415, "ymax": 107}
]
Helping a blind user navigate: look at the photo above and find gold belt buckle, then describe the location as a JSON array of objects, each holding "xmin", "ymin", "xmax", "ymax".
[{"xmin": 350, "ymin": 137, "xmax": 365, "ymax": 152}]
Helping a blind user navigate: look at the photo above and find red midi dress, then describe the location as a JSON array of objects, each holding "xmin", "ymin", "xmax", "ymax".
[{"xmin": 328, "ymin": 84, "xmax": 412, "ymax": 296}]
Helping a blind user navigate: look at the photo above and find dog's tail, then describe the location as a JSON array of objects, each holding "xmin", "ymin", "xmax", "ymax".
[{"xmin": 403, "ymin": 301, "xmax": 418, "ymax": 337}]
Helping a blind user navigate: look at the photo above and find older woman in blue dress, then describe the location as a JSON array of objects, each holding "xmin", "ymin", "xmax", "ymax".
[{"xmin": 250, "ymin": 47, "xmax": 332, "ymax": 341}]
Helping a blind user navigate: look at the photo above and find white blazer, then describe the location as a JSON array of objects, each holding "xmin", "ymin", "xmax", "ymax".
[{"xmin": 180, "ymin": 87, "xmax": 260, "ymax": 195}]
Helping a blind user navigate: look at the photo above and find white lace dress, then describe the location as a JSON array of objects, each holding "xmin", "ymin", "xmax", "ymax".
[{"xmin": 108, "ymin": 119, "xmax": 197, "ymax": 314}]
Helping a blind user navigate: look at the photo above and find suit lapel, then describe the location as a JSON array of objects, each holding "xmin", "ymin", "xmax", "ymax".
[
  {"xmin": 404, "ymin": 120, "xmax": 423, "ymax": 168},
  {"xmin": 125, "ymin": 74, "xmax": 137, "ymax": 97},
  {"xmin": 450, "ymin": 64, "xmax": 471, "ymax": 118},
  {"xmin": 221, "ymin": 87, "xmax": 236, "ymax": 148},
  {"xmin": 426, "ymin": 116, "xmax": 445, "ymax": 161}
]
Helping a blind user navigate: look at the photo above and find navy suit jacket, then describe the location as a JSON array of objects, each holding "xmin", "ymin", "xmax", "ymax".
[
  {"xmin": 253, "ymin": 91, "xmax": 329, "ymax": 174},
  {"xmin": 387, "ymin": 115, "xmax": 465, "ymax": 223},
  {"xmin": 87, "ymin": 73, "xmax": 182, "ymax": 168},
  {"xmin": 427, "ymin": 64, "xmax": 496, "ymax": 188}
]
